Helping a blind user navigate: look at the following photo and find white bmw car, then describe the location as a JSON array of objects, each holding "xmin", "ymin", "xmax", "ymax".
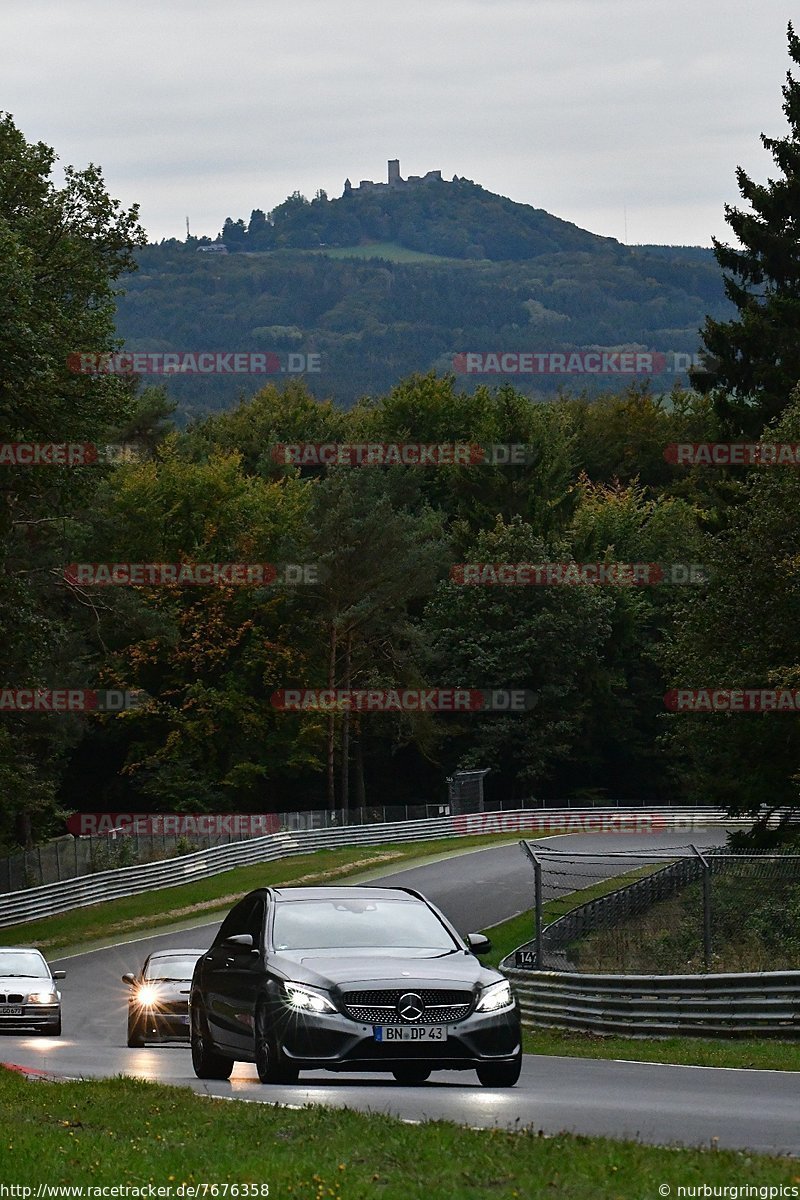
[{"xmin": 0, "ymin": 946, "xmax": 65, "ymax": 1035}]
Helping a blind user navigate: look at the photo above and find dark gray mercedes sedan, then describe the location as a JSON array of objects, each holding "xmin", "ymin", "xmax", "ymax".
[{"xmin": 190, "ymin": 885, "xmax": 522, "ymax": 1086}]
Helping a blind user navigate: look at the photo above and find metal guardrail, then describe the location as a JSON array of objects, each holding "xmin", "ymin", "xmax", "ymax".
[
  {"xmin": 504, "ymin": 967, "xmax": 800, "ymax": 1037},
  {"xmin": 0, "ymin": 806, "xmax": 745, "ymax": 930},
  {"xmin": 0, "ymin": 795, "xmax": 717, "ymax": 894}
]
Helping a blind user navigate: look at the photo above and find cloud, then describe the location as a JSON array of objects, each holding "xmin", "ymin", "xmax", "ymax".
[{"xmin": 0, "ymin": 0, "xmax": 792, "ymax": 244}]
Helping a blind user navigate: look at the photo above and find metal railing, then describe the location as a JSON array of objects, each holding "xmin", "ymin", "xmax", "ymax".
[
  {"xmin": 504, "ymin": 967, "xmax": 800, "ymax": 1037},
  {"xmin": 0, "ymin": 806, "xmax": 746, "ymax": 929},
  {"xmin": 0, "ymin": 796, "xmax": 693, "ymax": 894}
]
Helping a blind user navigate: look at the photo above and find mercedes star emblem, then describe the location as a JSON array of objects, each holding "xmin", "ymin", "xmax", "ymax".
[{"xmin": 397, "ymin": 992, "xmax": 425, "ymax": 1022}]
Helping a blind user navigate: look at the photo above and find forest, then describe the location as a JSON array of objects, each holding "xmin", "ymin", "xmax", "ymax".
[
  {"xmin": 113, "ymin": 198, "xmax": 731, "ymax": 415},
  {"xmin": 2, "ymin": 22, "xmax": 800, "ymax": 848}
]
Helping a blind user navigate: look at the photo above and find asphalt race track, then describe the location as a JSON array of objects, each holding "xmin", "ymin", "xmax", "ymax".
[{"xmin": 3, "ymin": 829, "xmax": 800, "ymax": 1156}]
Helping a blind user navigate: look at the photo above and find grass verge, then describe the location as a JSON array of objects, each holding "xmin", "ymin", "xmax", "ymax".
[
  {"xmin": 2, "ymin": 832, "xmax": 529, "ymax": 957},
  {"xmin": 481, "ymin": 873, "xmax": 800, "ymax": 1071},
  {"xmin": 519, "ymin": 1026, "xmax": 800, "ymax": 1071},
  {"xmin": 2, "ymin": 1068, "xmax": 796, "ymax": 1196},
  {"xmin": 570, "ymin": 866, "xmax": 800, "ymax": 974}
]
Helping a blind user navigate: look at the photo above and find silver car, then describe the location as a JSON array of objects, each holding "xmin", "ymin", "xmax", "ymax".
[{"xmin": 0, "ymin": 947, "xmax": 65, "ymax": 1035}]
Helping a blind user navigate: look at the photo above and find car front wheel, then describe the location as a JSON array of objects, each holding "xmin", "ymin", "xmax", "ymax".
[
  {"xmin": 191, "ymin": 1007, "xmax": 233, "ymax": 1080},
  {"xmin": 127, "ymin": 1013, "xmax": 145, "ymax": 1048},
  {"xmin": 254, "ymin": 1004, "xmax": 299, "ymax": 1084},
  {"xmin": 476, "ymin": 1053, "xmax": 522, "ymax": 1088}
]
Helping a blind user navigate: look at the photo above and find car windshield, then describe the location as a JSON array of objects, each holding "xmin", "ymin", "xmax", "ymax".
[
  {"xmin": 0, "ymin": 950, "xmax": 50, "ymax": 978},
  {"xmin": 144, "ymin": 956, "xmax": 199, "ymax": 981},
  {"xmin": 272, "ymin": 898, "xmax": 458, "ymax": 951}
]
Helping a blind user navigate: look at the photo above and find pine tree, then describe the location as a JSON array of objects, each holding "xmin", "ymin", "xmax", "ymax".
[{"xmin": 693, "ymin": 24, "xmax": 800, "ymax": 435}]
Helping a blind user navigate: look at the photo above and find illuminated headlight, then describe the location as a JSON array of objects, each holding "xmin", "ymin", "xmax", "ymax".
[
  {"xmin": 283, "ymin": 982, "xmax": 337, "ymax": 1014},
  {"xmin": 475, "ymin": 980, "xmax": 514, "ymax": 1013},
  {"xmin": 135, "ymin": 984, "xmax": 160, "ymax": 1007},
  {"xmin": 28, "ymin": 991, "xmax": 58, "ymax": 1004}
]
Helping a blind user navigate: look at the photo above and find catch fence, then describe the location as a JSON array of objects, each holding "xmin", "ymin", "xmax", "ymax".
[{"xmin": 510, "ymin": 843, "xmax": 800, "ymax": 973}]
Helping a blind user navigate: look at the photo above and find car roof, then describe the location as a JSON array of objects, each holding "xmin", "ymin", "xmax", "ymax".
[
  {"xmin": 269, "ymin": 885, "xmax": 421, "ymax": 902},
  {"xmin": 0, "ymin": 946, "xmax": 47, "ymax": 955}
]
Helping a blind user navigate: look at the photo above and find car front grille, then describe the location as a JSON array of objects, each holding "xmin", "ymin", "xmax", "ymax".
[
  {"xmin": 341, "ymin": 987, "xmax": 473, "ymax": 1025},
  {"xmin": 0, "ymin": 993, "xmax": 24, "ymax": 1004}
]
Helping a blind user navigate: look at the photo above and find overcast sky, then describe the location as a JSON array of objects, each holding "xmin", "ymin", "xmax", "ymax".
[{"xmin": 1, "ymin": 0, "xmax": 795, "ymax": 247}]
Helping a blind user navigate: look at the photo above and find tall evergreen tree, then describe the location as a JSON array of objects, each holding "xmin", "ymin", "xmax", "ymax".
[{"xmin": 693, "ymin": 24, "xmax": 800, "ymax": 435}]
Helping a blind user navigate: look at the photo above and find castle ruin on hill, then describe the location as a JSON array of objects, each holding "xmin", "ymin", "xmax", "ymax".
[{"xmin": 343, "ymin": 159, "xmax": 443, "ymax": 195}]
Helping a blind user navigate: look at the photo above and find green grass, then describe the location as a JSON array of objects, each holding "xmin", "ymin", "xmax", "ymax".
[
  {"xmin": 313, "ymin": 241, "xmax": 457, "ymax": 263},
  {"xmin": 1, "ymin": 832, "xmax": 530, "ymax": 957},
  {"xmin": 2, "ymin": 1069, "xmax": 796, "ymax": 1194},
  {"xmin": 570, "ymin": 866, "xmax": 800, "ymax": 974},
  {"xmin": 519, "ymin": 1026, "xmax": 800, "ymax": 1070}
]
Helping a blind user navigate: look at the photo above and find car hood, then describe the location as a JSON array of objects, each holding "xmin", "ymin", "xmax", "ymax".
[
  {"xmin": 273, "ymin": 949, "xmax": 498, "ymax": 991},
  {"xmin": 0, "ymin": 975, "xmax": 52, "ymax": 991}
]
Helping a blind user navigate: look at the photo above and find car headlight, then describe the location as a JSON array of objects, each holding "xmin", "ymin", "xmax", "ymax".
[
  {"xmin": 475, "ymin": 980, "xmax": 514, "ymax": 1013},
  {"xmin": 135, "ymin": 983, "xmax": 160, "ymax": 1007},
  {"xmin": 283, "ymin": 982, "xmax": 337, "ymax": 1014},
  {"xmin": 28, "ymin": 991, "xmax": 58, "ymax": 1004}
]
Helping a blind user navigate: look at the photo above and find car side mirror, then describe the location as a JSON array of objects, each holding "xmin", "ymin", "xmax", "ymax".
[
  {"xmin": 121, "ymin": 973, "xmax": 137, "ymax": 986},
  {"xmin": 225, "ymin": 933, "xmax": 255, "ymax": 952},
  {"xmin": 466, "ymin": 933, "xmax": 492, "ymax": 955},
  {"xmin": 52, "ymin": 970, "xmax": 66, "ymax": 980}
]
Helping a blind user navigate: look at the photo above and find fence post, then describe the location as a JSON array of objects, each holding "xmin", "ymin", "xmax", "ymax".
[
  {"xmin": 520, "ymin": 840, "xmax": 544, "ymax": 966},
  {"xmin": 691, "ymin": 843, "xmax": 712, "ymax": 971}
]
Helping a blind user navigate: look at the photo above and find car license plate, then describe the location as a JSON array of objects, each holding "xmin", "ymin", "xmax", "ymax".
[
  {"xmin": 0, "ymin": 1006, "xmax": 23, "ymax": 1016},
  {"xmin": 374, "ymin": 1025, "xmax": 446, "ymax": 1042}
]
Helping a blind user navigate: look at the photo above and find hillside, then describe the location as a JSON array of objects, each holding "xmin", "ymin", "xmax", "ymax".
[
  {"xmin": 113, "ymin": 177, "xmax": 732, "ymax": 418},
  {"xmin": 220, "ymin": 174, "xmax": 620, "ymax": 260}
]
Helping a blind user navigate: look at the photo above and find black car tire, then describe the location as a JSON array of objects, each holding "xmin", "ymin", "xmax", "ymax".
[
  {"xmin": 476, "ymin": 1053, "xmax": 522, "ymax": 1088},
  {"xmin": 391, "ymin": 1066, "xmax": 431, "ymax": 1084},
  {"xmin": 190, "ymin": 1007, "xmax": 233, "ymax": 1080},
  {"xmin": 127, "ymin": 1014, "xmax": 146, "ymax": 1048},
  {"xmin": 254, "ymin": 1004, "xmax": 299, "ymax": 1084}
]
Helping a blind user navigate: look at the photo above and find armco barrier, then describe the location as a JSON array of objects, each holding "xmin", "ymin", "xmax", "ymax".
[
  {"xmin": 0, "ymin": 806, "xmax": 747, "ymax": 930},
  {"xmin": 503, "ymin": 967, "xmax": 800, "ymax": 1037}
]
